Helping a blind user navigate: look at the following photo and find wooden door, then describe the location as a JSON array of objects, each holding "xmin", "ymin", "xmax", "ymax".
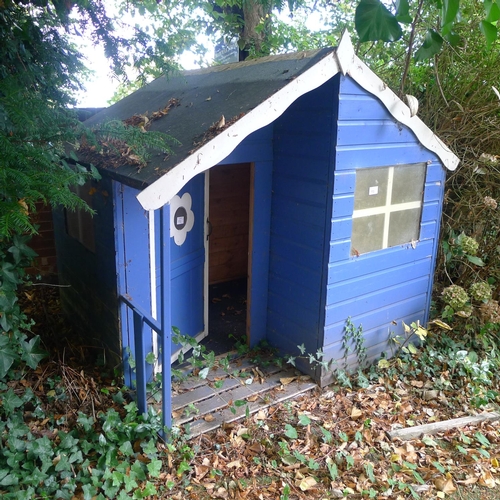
[{"xmin": 209, "ymin": 164, "xmax": 251, "ymax": 284}]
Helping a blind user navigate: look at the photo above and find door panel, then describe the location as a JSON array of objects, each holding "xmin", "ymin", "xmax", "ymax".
[{"xmin": 169, "ymin": 174, "xmax": 206, "ymax": 353}]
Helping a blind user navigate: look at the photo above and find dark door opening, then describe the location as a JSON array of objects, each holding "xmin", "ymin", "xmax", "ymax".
[{"xmin": 203, "ymin": 163, "xmax": 251, "ymax": 355}]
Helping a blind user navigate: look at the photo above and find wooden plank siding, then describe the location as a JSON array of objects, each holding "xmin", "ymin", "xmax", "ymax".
[
  {"xmin": 114, "ymin": 183, "xmax": 155, "ymax": 386},
  {"xmin": 266, "ymin": 77, "xmax": 339, "ymax": 378},
  {"xmin": 209, "ymin": 163, "xmax": 251, "ymax": 285},
  {"xmin": 53, "ymin": 176, "xmax": 121, "ymax": 367},
  {"xmin": 320, "ymin": 75, "xmax": 446, "ymax": 385}
]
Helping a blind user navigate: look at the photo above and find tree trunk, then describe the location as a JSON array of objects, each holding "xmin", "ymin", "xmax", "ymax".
[{"xmin": 239, "ymin": 0, "xmax": 270, "ymax": 60}]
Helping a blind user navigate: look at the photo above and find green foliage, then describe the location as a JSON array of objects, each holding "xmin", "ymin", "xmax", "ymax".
[
  {"xmin": 0, "ymin": 391, "xmax": 165, "ymax": 499},
  {"xmin": 355, "ymin": 0, "xmax": 403, "ymax": 42},
  {"xmin": 342, "ymin": 317, "xmax": 367, "ymax": 368},
  {"xmin": 0, "ymin": 235, "xmax": 46, "ymax": 381},
  {"xmin": 353, "ymin": 0, "xmax": 494, "ymax": 58}
]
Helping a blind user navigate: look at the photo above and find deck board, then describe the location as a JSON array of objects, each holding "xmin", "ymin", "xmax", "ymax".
[{"xmin": 164, "ymin": 355, "xmax": 317, "ymax": 437}]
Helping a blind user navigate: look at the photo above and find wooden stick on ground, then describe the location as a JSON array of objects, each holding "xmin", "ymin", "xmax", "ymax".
[{"xmin": 387, "ymin": 412, "xmax": 500, "ymax": 441}]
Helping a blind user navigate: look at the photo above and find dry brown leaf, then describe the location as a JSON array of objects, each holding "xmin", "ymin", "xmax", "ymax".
[
  {"xmin": 214, "ymin": 486, "xmax": 228, "ymax": 498},
  {"xmin": 204, "ymin": 414, "xmax": 215, "ymax": 422},
  {"xmin": 298, "ymin": 476, "xmax": 317, "ymax": 491},
  {"xmin": 195, "ymin": 465, "xmax": 210, "ymax": 480},
  {"xmin": 280, "ymin": 377, "xmax": 295, "ymax": 385},
  {"xmin": 411, "ymin": 380, "xmax": 424, "ymax": 388},
  {"xmin": 351, "ymin": 407, "xmax": 363, "ymax": 419},
  {"xmin": 479, "ymin": 470, "xmax": 496, "ymax": 488},
  {"xmin": 456, "ymin": 476, "xmax": 478, "ymax": 485},
  {"xmin": 434, "ymin": 476, "xmax": 457, "ymax": 494}
]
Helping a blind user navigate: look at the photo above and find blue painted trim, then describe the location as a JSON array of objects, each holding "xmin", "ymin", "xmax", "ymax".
[
  {"xmin": 113, "ymin": 181, "xmax": 134, "ymax": 387},
  {"xmin": 424, "ymin": 164, "xmax": 446, "ymax": 324},
  {"xmin": 317, "ymin": 76, "xmax": 339, "ymax": 359},
  {"xmin": 248, "ymin": 160, "xmax": 273, "ymax": 347}
]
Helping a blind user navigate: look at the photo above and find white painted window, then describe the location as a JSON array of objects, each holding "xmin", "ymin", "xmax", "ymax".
[{"xmin": 351, "ymin": 163, "xmax": 426, "ymax": 255}]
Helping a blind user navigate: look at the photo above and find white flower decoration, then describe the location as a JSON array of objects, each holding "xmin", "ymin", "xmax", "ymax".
[{"xmin": 170, "ymin": 193, "xmax": 195, "ymax": 246}]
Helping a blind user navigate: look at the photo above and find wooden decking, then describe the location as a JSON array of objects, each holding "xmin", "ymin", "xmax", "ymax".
[{"xmin": 169, "ymin": 356, "xmax": 317, "ymax": 438}]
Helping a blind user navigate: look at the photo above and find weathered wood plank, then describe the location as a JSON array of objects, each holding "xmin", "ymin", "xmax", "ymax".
[
  {"xmin": 173, "ymin": 356, "xmax": 281, "ymax": 393},
  {"xmin": 173, "ymin": 369, "xmax": 304, "ymax": 426},
  {"xmin": 186, "ymin": 379, "xmax": 317, "ymax": 438},
  {"xmin": 172, "ymin": 378, "xmax": 241, "ymax": 411},
  {"xmin": 388, "ymin": 412, "xmax": 500, "ymax": 441}
]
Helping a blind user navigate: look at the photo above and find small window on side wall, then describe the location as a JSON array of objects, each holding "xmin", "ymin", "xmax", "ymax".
[
  {"xmin": 65, "ymin": 181, "xmax": 96, "ymax": 252},
  {"xmin": 351, "ymin": 163, "xmax": 426, "ymax": 255}
]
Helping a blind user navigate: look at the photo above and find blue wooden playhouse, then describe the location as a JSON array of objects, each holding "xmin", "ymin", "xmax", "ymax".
[{"xmin": 54, "ymin": 33, "xmax": 459, "ymax": 427}]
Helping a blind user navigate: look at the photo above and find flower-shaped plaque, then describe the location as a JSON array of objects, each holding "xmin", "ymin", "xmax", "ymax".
[{"xmin": 170, "ymin": 193, "xmax": 195, "ymax": 246}]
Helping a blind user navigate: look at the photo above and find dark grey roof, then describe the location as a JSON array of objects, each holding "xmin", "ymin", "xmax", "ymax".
[{"xmin": 82, "ymin": 47, "xmax": 335, "ymax": 189}]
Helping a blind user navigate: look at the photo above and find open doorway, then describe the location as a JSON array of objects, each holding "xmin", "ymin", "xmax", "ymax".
[{"xmin": 202, "ymin": 163, "xmax": 252, "ymax": 355}]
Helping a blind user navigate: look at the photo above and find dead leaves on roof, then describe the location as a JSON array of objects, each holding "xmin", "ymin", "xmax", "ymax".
[
  {"xmin": 123, "ymin": 98, "xmax": 181, "ymax": 132},
  {"xmin": 77, "ymin": 98, "xmax": 181, "ymax": 170},
  {"xmin": 190, "ymin": 112, "xmax": 245, "ymax": 154}
]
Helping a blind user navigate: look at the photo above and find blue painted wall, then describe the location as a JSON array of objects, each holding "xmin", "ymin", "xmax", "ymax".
[
  {"xmin": 114, "ymin": 182, "xmax": 154, "ymax": 385},
  {"xmin": 266, "ymin": 77, "xmax": 339, "ymax": 377},
  {"xmin": 320, "ymin": 75, "xmax": 446, "ymax": 384},
  {"xmin": 54, "ymin": 73, "xmax": 447, "ymax": 391},
  {"xmin": 219, "ymin": 126, "xmax": 274, "ymax": 346},
  {"xmin": 53, "ymin": 176, "xmax": 120, "ymax": 364}
]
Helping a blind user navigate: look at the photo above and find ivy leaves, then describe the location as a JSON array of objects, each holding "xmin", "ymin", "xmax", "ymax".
[
  {"xmin": 355, "ymin": 0, "xmax": 403, "ymax": 42},
  {"xmin": 354, "ymin": 0, "xmax": 498, "ymax": 59}
]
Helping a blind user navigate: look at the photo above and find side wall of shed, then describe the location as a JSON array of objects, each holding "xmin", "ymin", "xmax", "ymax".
[
  {"xmin": 267, "ymin": 77, "xmax": 339, "ymax": 377},
  {"xmin": 53, "ymin": 176, "xmax": 120, "ymax": 363},
  {"xmin": 321, "ymin": 75, "xmax": 445, "ymax": 385}
]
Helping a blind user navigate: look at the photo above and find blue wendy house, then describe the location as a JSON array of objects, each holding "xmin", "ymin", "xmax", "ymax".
[{"xmin": 53, "ymin": 33, "xmax": 459, "ymax": 428}]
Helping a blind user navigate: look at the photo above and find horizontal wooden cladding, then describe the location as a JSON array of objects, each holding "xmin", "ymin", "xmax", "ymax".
[
  {"xmin": 269, "ymin": 233, "xmax": 324, "ymax": 275},
  {"xmin": 267, "ymin": 306, "xmax": 321, "ymax": 355},
  {"xmin": 328, "ymin": 239, "xmax": 434, "ymax": 283},
  {"xmin": 210, "ymin": 247, "xmax": 248, "ymax": 270},
  {"xmin": 332, "ymin": 194, "xmax": 354, "ymax": 218},
  {"xmin": 269, "ymin": 272, "xmax": 322, "ymax": 312},
  {"xmin": 335, "ymin": 143, "xmax": 436, "ymax": 171},
  {"xmin": 325, "ymin": 276, "xmax": 429, "ymax": 327},
  {"xmin": 268, "ymin": 288, "xmax": 320, "ymax": 332},
  {"xmin": 274, "ymin": 138, "xmax": 332, "ymax": 163},
  {"xmin": 269, "ymin": 255, "xmax": 322, "ymax": 295},
  {"xmin": 327, "ymin": 257, "xmax": 431, "ymax": 304},
  {"xmin": 209, "ymin": 207, "xmax": 249, "ymax": 228},
  {"xmin": 272, "ymin": 174, "xmax": 329, "ymax": 206},
  {"xmin": 321, "ymin": 308, "xmax": 426, "ymax": 380},
  {"xmin": 275, "ymin": 107, "xmax": 335, "ymax": 135},
  {"xmin": 272, "ymin": 215, "xmax": 325, "ymax": 250},
  {"xmin": 426, "ymin": 162, "xmax": 445, "ymax": 181},
  {"xmin": 338, "ymin": 94, "xmax": 393, "ymax": 122},
  {"xmin": 323, "ymin": 294, "xmax": 427, "ymax": 348},
  {"xmin": 219, "ymin": 125, "xmax": 273, "ymax": 165},
  {"xmin": 337, "ymin": 120, "xmax": 418, "ymax": 147},
  {"xmin": 272, "ymin": 194, "xmax": 328, "ymax": 229},
  {"xmin": 170, "ymin": 249, "xmax": 204, "ymax": 279},
  {"xmin": 333, "ymin": 171, "xmax": 356, "ymax": 195}
]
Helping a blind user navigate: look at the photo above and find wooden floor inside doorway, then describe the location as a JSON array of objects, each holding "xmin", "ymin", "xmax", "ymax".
[{"xmin": 169, "ymin": 355, "xmax": 317, "ymax": 439}]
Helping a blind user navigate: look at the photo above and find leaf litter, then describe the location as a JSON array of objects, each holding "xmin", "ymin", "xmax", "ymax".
[{"xmin": 8, "ymin": 286, "xmax": 500, "ymax": 499}]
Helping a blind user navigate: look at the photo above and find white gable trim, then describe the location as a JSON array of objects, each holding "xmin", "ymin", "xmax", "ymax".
[
  {"xmin": 137, "ymin": 33, "xmax": 458, "ymax": 211},
  {"xmin": 137, "ymin": 51, "xmax": 340, "ymax": 211},
  {"xmin": 336, "ymin": 31, "xmax": 459, "ymax": 173}
]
